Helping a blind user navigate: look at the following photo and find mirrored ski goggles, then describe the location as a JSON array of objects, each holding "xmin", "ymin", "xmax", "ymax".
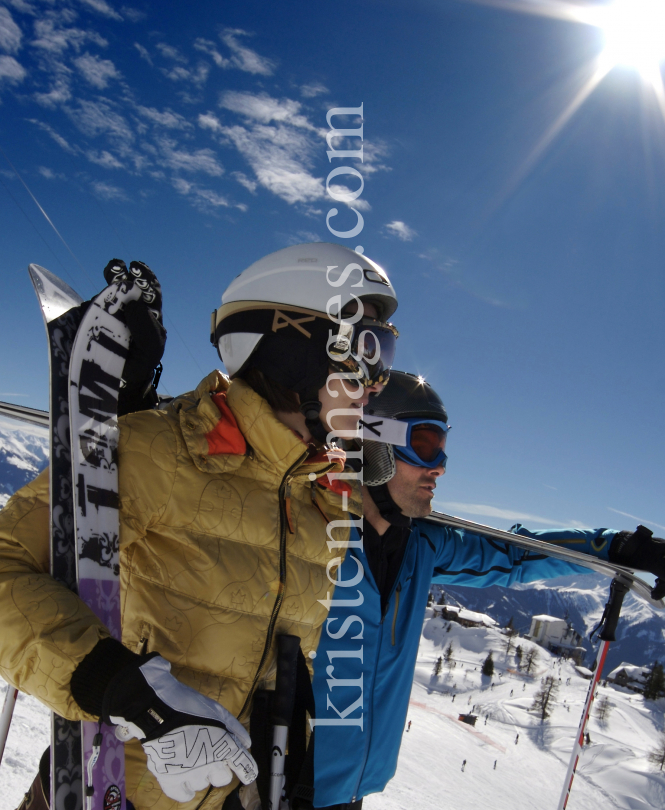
[
  {"xmin": 393, "ymin": 418, "xmax": 450, "ymax": 469},
  {"xmin": 328, "ymin": 317, "xmax": 399, "ymax": 387}
]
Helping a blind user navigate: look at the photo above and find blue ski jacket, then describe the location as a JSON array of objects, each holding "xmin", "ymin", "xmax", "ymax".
[{"xmin": 310, "ymin": 521, "xmax": 616, "ymax": 806}]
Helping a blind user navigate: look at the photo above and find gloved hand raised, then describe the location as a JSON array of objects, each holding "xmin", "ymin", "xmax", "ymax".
[
  {"xmin": 102, "ymin": 653, "xmax": 257, "ymax": 802},
  {"xmin": 609, "ymin": 524, "xmax": 665, "ymax": 600},
  {"xmin": 103, "ymin": 259, "xmax": 167, "ymax": 416}
]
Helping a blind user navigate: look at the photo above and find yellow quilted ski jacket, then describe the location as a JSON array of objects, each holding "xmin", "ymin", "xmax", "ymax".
[{"xmin": 0, "ymin": 371, "xmax": 359, "ymax": 810}]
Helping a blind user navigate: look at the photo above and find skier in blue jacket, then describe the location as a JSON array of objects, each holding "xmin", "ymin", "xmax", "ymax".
[{"xmin": 308, "ymin": 371, "xmax": 665, "ymax": 810}]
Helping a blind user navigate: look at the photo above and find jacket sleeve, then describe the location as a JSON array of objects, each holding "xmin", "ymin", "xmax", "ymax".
[
  {"xmin": 424, "ymin": 522, "xmax": 618, "ymax": 588},
  {"xmin": 0, "ymin": 469, "xmax": 110, "ymax": 720}
]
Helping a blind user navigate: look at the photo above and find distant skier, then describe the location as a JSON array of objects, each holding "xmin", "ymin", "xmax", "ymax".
[
  {"xmin": 406, "ymin": 721, "xmax": 412, "ymax": 732},
  {"xmin": 515, "ymin": 733, "xmax": 520, "ymax": 744},
  {"xmin": 461, "ymin": 760, "xmax": 467, "ymax": 772}
]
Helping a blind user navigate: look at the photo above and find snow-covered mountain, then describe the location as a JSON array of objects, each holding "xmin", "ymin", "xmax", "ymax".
[
  {"xmin": 442, "ymin": 572, "xmax": 665, "ymax": 671},
  {"xmin": 0, "ymin": 417, "xmax": 48, "ymax": 508}
]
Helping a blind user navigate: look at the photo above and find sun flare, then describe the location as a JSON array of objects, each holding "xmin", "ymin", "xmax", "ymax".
[{"xmin": 598, "ymin": 0, "xmax": 665, "ymax": 82}]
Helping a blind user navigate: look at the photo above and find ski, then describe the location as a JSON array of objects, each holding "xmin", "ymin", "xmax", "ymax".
[
  {"xmin": 67, "ymin": 269, "xmax": 144, "ymax": 810},
  {"xmin": 29, "ymin": 263, "xmax": 85, "ymax": 810},
  {"xmin": 30, "ymin": 263, "xmax": 155, "ymax": 810},
  {"xmin": 425, "ymin": 510, "xmax": 664, "ymax": 608}
]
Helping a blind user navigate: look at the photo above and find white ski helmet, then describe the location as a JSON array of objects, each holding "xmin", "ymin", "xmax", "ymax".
[
  {"xmin": 211, "ymin": 241, "xmax": 398, "ymax": 376},
  {"xmin": 210, "ymin": 242, "xmax": 399, "ymax": 441}
]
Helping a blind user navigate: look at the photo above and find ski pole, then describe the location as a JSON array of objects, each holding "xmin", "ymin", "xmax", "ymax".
[
  {"xmin": 556, "ymin": 577, "xmax": 629, "ymax": 810},
  {"xmin": 269, "ymin": 634, "xmax": 301, "ymax": 810},
  {"xmin": 0, "ymin": 686, "xmax": 18, "ymax": 765}
]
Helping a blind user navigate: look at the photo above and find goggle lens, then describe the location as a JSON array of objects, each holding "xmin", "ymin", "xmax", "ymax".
[
  {"xmin": 410, "ymin": 424, "xmax": 447, "ymax": 463},
  {"xmin": 330, "ymin": 319, "xmax": 399, "ymax": 386}
]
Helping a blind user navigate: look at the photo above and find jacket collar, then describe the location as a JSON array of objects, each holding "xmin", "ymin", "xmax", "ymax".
[{"xmin": 172, "ymin": 371, "xmax": 346, "ymax": 483}]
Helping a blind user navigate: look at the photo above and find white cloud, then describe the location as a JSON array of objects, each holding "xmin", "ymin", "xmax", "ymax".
[
  {"xmin": 171, "ymin": 176, "xmax": 231, "ymax": 211},
  {"xmin": 91, "ymin": 180, "xmax": 126, "ymax": 200},
  {"xmin": 198, "ymin": 111, "xmax": 223, "ymax": 133},
  {"xmin": 74, "ymin": 53, "xmax": 120, "ymax": 88},
  {"xmin": 37, "ymin": 166, "xmax": 65, "ymax": 179},
  {"xmin": 120, "ymin": 7, "xmax": 145, "ymax": 23},
  {"xmin": 220, "ymin": 28, "xmax": 275, "ymax": 76},
  {"xmin": 69, "ymin": 99, "xmax": 134, "ymax": 151},
  {"xmin": 78, "ymin": 0, "xmax": 123, "ymax": 20},
  {"xmin": 194, "ymin": 38, "xmax": 229, "ymax": 68},
  {"xmin": 232, "ymin": 171, "xmax": 257, "ymax": 193},
  {"xmin": 133, "ymin": 42, "xmax": 152, "ymax": 65},
  {"xmin": 385, "ymin": 220, "xmax": 417, "ymax": 241},
  {"xmin": 164, "ymin": 62, "xmax": 209, "ymax": 85},
  {"xmin": 300, "ymin": 82, "xmax": 328, "ymax": 98},
  {"xmin": 0, "ymin": 54, "xmax": 26, "ymax": 82},
  {"xmin": 607, "ymin": 508, "xmax": 665, "ymax": 533},
  {"xmin": 220, "ymin": 90, "xmax": 315, "ymax": 130},
  {"xmin": 156, "ymin": 42, "xmax": 185, "ymax": 63},
  {"xmin": 220, "ymin": 123, "xmax": 323, "ymax": 205},
  {"xmin": 29, "ymin": 119, "xmax": 76, "ymax": 152},
  {"xmin": 0, "ymin": 7, "xmax": 22, "ymax": 54},
  {"xmin": 360, "ymin": 140, "xmax": 391, "ymax": 175},
  {"xmin": 32, "ymin": 14, "xmax": 107, "ymax": 53},
  {"xmin": 158, "ymin": 138, "xmax": 224, "ymax": 176},
  {"xmin": 437, "ymin": 501, "xmax": 563, "ymax": 527},
  {"xmin": 4, "ymin": 0, "xmax": 36, "ymax": 14},
  {"xmin": 327, "ymin": 184, "xmax": 371, "ymax": 211},
  {"xmin": 135, "ymin": 105, "xmax": 191, "ymax": 130},
  {"xmin": 86, "ymin": 149, "xmax": 123, "ymax": 168}
]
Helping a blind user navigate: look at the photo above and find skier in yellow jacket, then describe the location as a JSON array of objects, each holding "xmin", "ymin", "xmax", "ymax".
[{"xmin": 0, "ymin": 243, "xmax": 399, "ymax": 810}]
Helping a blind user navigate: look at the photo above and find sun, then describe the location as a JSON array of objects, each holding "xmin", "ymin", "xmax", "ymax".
[{"xmin": 597, "ymin": 0, "xmax": 665, "ymax": 82}]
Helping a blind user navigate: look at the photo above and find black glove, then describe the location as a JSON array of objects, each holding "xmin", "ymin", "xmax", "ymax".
[
  {"xmin": 103, "ymin": 259, "xmax": 167, "ymax": 416},
  {"xmin": 609, "ymin": 525, "xmax": 665, "ymax": 600},
  {"xmin": 102, "ymin": 653, "xmax": 257, "ymax": 802}
]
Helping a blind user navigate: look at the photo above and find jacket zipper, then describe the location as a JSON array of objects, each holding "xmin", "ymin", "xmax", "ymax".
[
  {"xmin": 238, "ymin": 450, "xmax": 309, "ymax": 720},
  {"xmin": 354, "ymin": 533, "xmax": 414, "ymax": 798},
  {"xmin": 391, "ymin": 583, "xmax": 401, "ymax": 646}
]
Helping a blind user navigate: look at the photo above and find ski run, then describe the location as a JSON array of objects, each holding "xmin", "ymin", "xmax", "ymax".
[{"xmin": 3, "ymin": 606, "xmax": 665, "ymax": 810}]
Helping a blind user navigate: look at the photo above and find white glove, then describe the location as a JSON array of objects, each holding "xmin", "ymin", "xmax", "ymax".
[{"xmin": 103, "ymin": 654, "xmax": 257, "ymax": 802}]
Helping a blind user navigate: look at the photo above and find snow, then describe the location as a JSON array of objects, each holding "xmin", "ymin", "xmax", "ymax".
[
  {"xmin": 367, "ymin": 613, "xmax": 665, "ymax": 810},
  {"xmin": 0, "ymin": 684, "xmax": 49, "ymax": 809},
  {"xmin": 2, "ymin": 614, "xmax": 665, "ymax": 810}
]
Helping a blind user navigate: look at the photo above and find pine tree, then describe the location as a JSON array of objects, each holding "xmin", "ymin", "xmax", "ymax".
[
  {"xmin": 648, "ymin": 733, "xmax": 665, "ymax": 770},
  {"xmin": 437, "ymin": 592, "xmax": 446, "ymax": 606},
  {"xmin": 515, "ymin": 645, "xmax": 523, "ymax": 669},
  {"xmin": 524, "ymin": 647, "xmax": 539, "ymax": 675},
  {"xmin": 644, "ymin": 662, "xmax": 665, "ymax": 701},
  {"xmin": 531, "ymin": 675, "xmax": 559, "ymax": 720},
  {"xmin": 433, "ymin": 656, "xmax": 443, "ymax": 676},
  {"xmin": 444, "ymin": 642, "xmax": 454, "ymax": 668},
  {"xmin": 595, "ymin": 695, "xmax": 612, "ymax": 724},
  {"xmin": 504, "ymin": 618, "xmax": 517, "ymax": 655},
  {"xmin": 482, "ymin": 652, "xmax": 494, "ymax": 677}
]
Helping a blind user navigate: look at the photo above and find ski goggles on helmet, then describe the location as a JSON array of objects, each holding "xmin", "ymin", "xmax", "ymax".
[
  {"xmin": 328, "ymin": 317, "xmax": 399, "ymax": 387},
  {"xmin": 393, "ymin": 418, "xmax": 449, "ymax": 469}
]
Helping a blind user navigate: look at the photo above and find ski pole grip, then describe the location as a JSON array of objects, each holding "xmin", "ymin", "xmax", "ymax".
[
  {"xmin": 599, "ymin": 578, "xmax": 629, "ymax": 641},
  {"xmin": 271, "ymin": 634, "xmax": 301, "ymax": 728}
]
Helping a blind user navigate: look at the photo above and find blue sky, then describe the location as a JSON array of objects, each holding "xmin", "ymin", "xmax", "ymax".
[{"xmin": 1, "ymin": 0, "xmax": 665, "ymax": 536}]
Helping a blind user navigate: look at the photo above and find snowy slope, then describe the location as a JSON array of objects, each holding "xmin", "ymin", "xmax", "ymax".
[
  {"xmin": 3, "ymin": 614, "xmax": 665, "ymax": 810},
  {"xmin": 443, "ymin": 572, "xmax": 665, "ymax": 671},
  {"xmin": 0, "ymin": 418, "xmax": 48, "ymax": 507},
  {"xmin": 364, "ymin": 613, "xmax": 665, "ymax": 810}
]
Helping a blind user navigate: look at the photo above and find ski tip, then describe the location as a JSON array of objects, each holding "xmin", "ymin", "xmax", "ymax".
[{"xmin": 28, "ymin": 264, "xmax": 84, "ymax": 322}]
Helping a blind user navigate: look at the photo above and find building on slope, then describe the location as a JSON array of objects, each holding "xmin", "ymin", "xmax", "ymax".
[{"xmin": 526, "ymin": 614, "xmax": 585, "ymax": 665}]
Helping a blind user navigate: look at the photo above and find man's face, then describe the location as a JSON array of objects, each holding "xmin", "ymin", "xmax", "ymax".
[{"xmin": 387, "ymin": 458, "xmax": 445, "ymax": 518}]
